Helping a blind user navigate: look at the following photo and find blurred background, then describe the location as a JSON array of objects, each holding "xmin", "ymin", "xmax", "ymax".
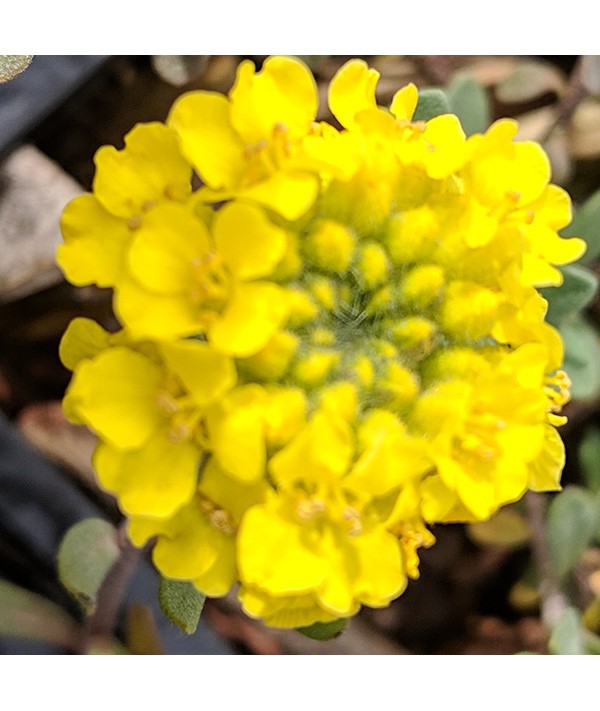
[{"xmin": 2, "ymin": 55, "xmax": 600, "ymax": 655}]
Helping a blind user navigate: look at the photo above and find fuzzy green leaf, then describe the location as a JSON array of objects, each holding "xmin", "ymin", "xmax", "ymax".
[
  {"xmin": 496, "ymin": 60, "xmax": 566, "ymax": 104},
  {"xmin": 446, "ymin": 75, "xmax": 491, "ymax": 136},
  {"xmin": 541, "ymin": 264, "xmax": 598, "ymax": 326},
  {"xmin": 560, "ymin": 314, "xmax": 600, "ymax": 401},
  {"xmin": 579, "ymin": 426, "xmax": 600, "ymax": 494},
  {"xmin": 563, "ymin": 187, "xmax": 600, "ymax": 266},
  {"xmin": 549, "ymin": 607, "xmax": 586, "ymax": 655},
  {"xmin": 546, "ymin": 486, "xmax": 600, "ymax": 580},
  {"xmin": 57, "ymin": 518, "xmax": 119, "ymax": 615},
  {"xmin": 413, "ymin": 88, "xmax": 451, "ymax": 122},
  {"xmin": 297, "ymin": 618, "xmax": 349, "ymax": 640},
  {"xmin": 584, "ymin": 630, "xmax": 600, "ymax": 654},
  {"xmin": 158, "ymin": 578, "xmax": 205, "ymax": 634}
]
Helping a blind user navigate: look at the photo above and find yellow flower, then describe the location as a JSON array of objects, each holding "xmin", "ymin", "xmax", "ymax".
[
  {"xmin": 57, "ymin": 123, "xmax": 192, "ymax": 287},
  {"xmin": 115, "ymin": 200, "xmax": 290, "ymax": 355},
  {"xmin": 416, "ymin": 344, "xmax": 562, "ymax": 521},
  {"xmin": 236, "ymin": 409, "xmax": 430, "ymax": 622},
  {"xmin": 57, "ymin": 56, "xmax": 584, "ymax": 630},
  {"xmin": 61, "ymin": 319, "xmax": 236, "ymax": 518},
  {"xmin": 129, "ymin": 459, "xmax": 267, "ymax": 597},
  {"xmin": 167, "ymin": 56, "xmax": 323, "ymax": 220},
  {"xmin": 205, "ymin": 384, "xmax": 307, "ymax": 484}
]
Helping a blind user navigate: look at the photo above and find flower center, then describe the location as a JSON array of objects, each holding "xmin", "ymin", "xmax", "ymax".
[
  {"xmin": 242, "ymin": 123, "xmax": 292, "ymax": 186},
  {"xmin": 189, "ymin": 253, "xmax": 231, "ymax": 322},
  {"xmin": 156, "ymin": 376, "xmax": 204, "ymax": 444}
]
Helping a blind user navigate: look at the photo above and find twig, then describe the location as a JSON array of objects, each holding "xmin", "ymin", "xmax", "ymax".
[
  {"xmin": 540, "ymin": 56, "xmax": 588, "ymax": 145},
  {"xmin": 79, "ymin": 520, "xmax": 142, "ymax": 651},
  {"xmin": 525, "ymin": 491, "xmax": 568, "ymax": 629}
]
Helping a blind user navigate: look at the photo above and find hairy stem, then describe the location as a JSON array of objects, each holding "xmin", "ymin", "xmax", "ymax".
[{"xmin": 80, "ymin": 520, "xmax": 142, "ymax": 651}]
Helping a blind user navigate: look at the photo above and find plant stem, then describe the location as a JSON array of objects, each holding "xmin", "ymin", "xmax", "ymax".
[
  {"xmin": 80, "ymin": 520, "xmax": 142, "ymax": 651},
  {"xmin": 525, "ymin": 491, "xmax": 568, "ymax": 629}
]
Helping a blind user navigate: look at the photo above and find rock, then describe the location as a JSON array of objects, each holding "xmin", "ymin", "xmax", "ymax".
[{"xmin": 0, "ymin": 145, "xmax": 81, "ymax": 302}]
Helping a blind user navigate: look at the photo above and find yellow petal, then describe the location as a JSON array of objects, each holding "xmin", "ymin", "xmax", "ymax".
[
  {"xmin": 421, "ymin": 474, "xmax": 474, "ymax": 523},
  {"xmin": 199, "ymin": 458, "xmax": 267, "ymax": 523},
  {"xmin": 115, "ymin": 276, "xmax": 204, "ymax": 340},
  {"xmin": 128, "ymin": 516, "xmax": 169, "ymax": 547},
  {"xmin": 208, "ymin": 282, "xmax": 289, "ymax": 357},
  {"xmin": 93, "ymin": 122, "xmax": 192, "ymax": 218},
  {"xmin": 58, "ymin": 194, "xmax": 131, "ymax": 287},
  {"xmin": 528, "ymin": 425, "xmax": 564, "ymax": 492},
  {"xmin": 315, "ymin": 528, "xmax": 356, "ymax": 616},
  {"xmin": 239, "ymin": 587, "xmax": 339, "ymax": 628},
  {"xmin": 159, "ymin": 340, "xmax": 236, "ymax": 406},
  {"xmin": 348, "ymin": 431, "xmax": 430, "ymax": 497},
  {"xmin": 328, "ymin": 59, "xmax": 379, "ymax": 130},
  {"xmin": 59, "ymin": 317, "xmax": 112, "ymax": 371},
  {"xmin": 237, "ymin": 169, "xmax": 319, "ymax": 221},
  {"xmin": 389, "ymin": 83, "xmax": 418, "ymax": 121},
  {"xmin": 65, "ymin": 347, "xmax": 163, "ymax": 449},
  {"xmin": 214, "ymin": 201, "xmax": 287, "ymax": 280},
  {"xmin": 148, "ymin": 499, "xmax": 231, "ymax": 581},
  {"xmin": 269, "ymin": 409, "xmax": 354, "ymax": 486},
  {"xmin": 467, "ymin": 119, "xmax": 551, "ymax": 206},
  {"xmin": 193, "ymin": 541, "xmax": 237, "ymax": 597},
  {"xmin": 229, "ymin": 56, "xmax": 318, "ymax": 144},
  {"xmin": 326, "ymin": 526, "xmax": 405, "ymax": 611},
  {"xmin": 238, "ymin": 501, "xmax": 326, "ymax": 595},
  {"xmin": 168, "ymin": 92, "xmax": 245, "ymax": 189},
  {"xmin": 127, "ymin": 203, "xmax": 211, "ymax": 293},
  {"xmin": 206, "ymin": 386, "xmax": 267, "ymax": 483},
  {"xmin": 93, "ymin": 432, "xmax": 199, "ymax": 518},
  {"xmin": 423, "ymin": 114, "xmax": 467, "ymax": 179}
]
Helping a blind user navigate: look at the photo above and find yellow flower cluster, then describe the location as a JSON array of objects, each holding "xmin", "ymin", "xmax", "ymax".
[{"xmin": 58, "ymin": 57, "xmax": 585, "ymax": 629}]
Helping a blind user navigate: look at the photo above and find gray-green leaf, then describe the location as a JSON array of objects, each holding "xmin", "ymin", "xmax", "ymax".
[
  {"xmin": 413, "ymin": 88, "xmax": 451, "ymax": 122},
  {"xmin": 297, "ymin": 618, "xmax": 349, "ymax": 640},
  {"xmin": 562, "ymin": 186, "xmax": 600, "ymax": 266},
  {"xmin": 579, "ymin": 426, "xmax": 600, "ymax": 493},
  {"xmin": 541, "ymin": 263, "xmax": 598, "ymax": 326},
  {"xmin": 560, "ymin": 314, "xmax": 600, "ymax": 401},
  {"xmin": 548, "ymin": 607, "xmax": 586, "ymax": 654},
  {"xmin": 158, "ymin": 578, "xmax": 205, "ymax": 634},
  {"xmin": 57, "ymin": 518, "xmax": 120, "ymax": 615},
  {"xmin": 446, "ymin": 74, "xmax": 491, "ymax": 136},
  {"xmin": 546, "ymin": 486, "xmax": 600, "ymax": 580}
]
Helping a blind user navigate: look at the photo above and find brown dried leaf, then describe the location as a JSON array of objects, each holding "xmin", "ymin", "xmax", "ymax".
[
  {"xmin": 151, "ymin": 56, "xmax": 210, "ymax": 87},
  {"xmin": 497, "ymin": 59, "xmax": 567, "ymax": 103},
  {"xmin": 569, "ymin": 98, "xmax": 600, "ymax": 158},
  {"xmin": 459, "ymin": 56, "xmax": 517, "ymax": 87},
  {"xmin": 515, "ymin": 106, "xmax": 557, "ymax": 141}
]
